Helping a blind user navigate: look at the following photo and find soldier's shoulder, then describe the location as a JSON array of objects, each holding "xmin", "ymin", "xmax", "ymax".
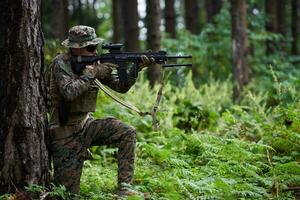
[
  {"xmin": 52, "ymin": 53, "xmax": 73, "ymax": 76},
  {"xmin": 53, "ymin": 53, "xmax": 70, "ymax": 64}
]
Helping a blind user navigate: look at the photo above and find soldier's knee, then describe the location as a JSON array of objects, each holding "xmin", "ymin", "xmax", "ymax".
[
  {"xmin": 108, "ymin": 117, "xmax": 136, "ymax": 141},
  {"xmin": 126, "ymin": 125, "xmax": 136, "ymax": 141},
  {"xmin": 129, "ymin": 125, "xmax": 136, "ymax": 134}
]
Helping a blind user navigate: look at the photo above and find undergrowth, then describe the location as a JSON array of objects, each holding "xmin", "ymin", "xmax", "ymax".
[
  {"xmin": 6, "ymin": 4, "xmax": 298, "ymax": 198},
  {"xmin": 76, "ymin": 70, "xmax": 299, "ymax": 200},
  {"xmin": 2, "ymin": 58, "xmax": 298, "ymax": 200}
]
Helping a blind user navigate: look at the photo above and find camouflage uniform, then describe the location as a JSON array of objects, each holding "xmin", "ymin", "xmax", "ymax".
[{"xmin": 49, "ymin": 26, "xmax": 138, "ymax": 194}]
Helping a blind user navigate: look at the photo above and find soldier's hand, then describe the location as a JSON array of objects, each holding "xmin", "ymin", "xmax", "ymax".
[
  {"xmin": 94, "ymin": 62, "xmax": 117, "ymax": 79},
  {"xmin": 82, "ymin": 65, "xmax": 98, "ymax": 79},
  {"xmin": 139, "ymin": 55, "xmax": 156, "ymax": 69}
]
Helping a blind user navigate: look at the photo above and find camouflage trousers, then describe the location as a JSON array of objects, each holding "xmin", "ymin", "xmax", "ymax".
[{"xmin": 50, "ymin": 117, "xmax": 136, "ymax": 194}]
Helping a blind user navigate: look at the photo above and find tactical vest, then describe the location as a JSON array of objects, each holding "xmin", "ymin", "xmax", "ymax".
[{"xmin": 48, "ymin": 53, "xmax": 98, "ymax": 127}]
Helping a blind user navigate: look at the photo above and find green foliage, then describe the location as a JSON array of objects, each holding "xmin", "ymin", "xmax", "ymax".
[
  {"xmin": 0, "ymin": 194, "xmax": 10, "ymax": 200},
  {"xmin": 76, "ymin": 70, "xmax": 299, "ymax": 199},
  {"xmin": 162, "ymin": 3, "xmax": 232, "ymax": 84},
  {"xmin": 40, "ymin": 2, "xmax": 299, "ymax": 199},
  {"xmin": 24, "ymin": 183, "xmax": 77, "ymax": 199},
  {"xmin": 80, "ymin": 160, "xmax": 117, "ymax": 199},
  {"xmin": 171, "ymin": 74, "xmax": 232, "ymax": 132},
  {"xmin": 44, "ymin": 39, "xmax": 67, "ymax": 66},
  {"xmin": 42, "ymin": 0, "xmax": 112, "ymax": 41}
]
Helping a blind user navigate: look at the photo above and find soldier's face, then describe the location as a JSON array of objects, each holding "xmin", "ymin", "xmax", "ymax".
[
  {"xmin": 71, "ymin": 46, "xmax": 97, "ymax": 56},
  {"xmin": 85, "ymin": 45, "xmax": 97, "ymax": 53}
]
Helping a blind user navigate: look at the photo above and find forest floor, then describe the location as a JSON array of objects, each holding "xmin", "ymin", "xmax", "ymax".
[{"xmin": 78, "ymin": 76, "xmax": 300, "ymax": 200}]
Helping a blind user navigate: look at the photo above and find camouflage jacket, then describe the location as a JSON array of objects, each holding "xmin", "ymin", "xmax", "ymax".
[{"xmin": 48, "ymin": 53, "xmax": 138, "ymax": 128}]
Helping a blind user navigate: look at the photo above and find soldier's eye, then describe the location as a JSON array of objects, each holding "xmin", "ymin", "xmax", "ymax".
[{"xmin": 86, "ymin": 45, "xmax": 97, "ymax": 53}]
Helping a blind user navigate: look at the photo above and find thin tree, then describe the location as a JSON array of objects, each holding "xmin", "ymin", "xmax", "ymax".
[
  {"xmin": 51, "ymin": 0, "xmax": 69, "ymax": 40},
  {"xmin": 121, "ymin": 0, "xmax": 140, "ymax": 51},
  {"xmin": 277, "ymin": 0, "xmax": 286, "ymax": 36},
  {"xmin": 165, "ymin": 0, "xmax": 176, "ymax": 38},
  {"xmin": 265, "ymin": 0, "xmax": 277, "ymax": 54},
  {"xmin": 265, "ymin": 0, "xmax": 286, "ymax": 54},
  {"xmin": 78, "ymin": 0, "xmax": 82, "ymax": 24},
  {"xmin": 231, "ymin": 0, "xmax": 250, "ymax": 102},
  {"xmin": 72, "ymin": 0, "xmax": 77, "ymax": 21},
  {"xmin": 184, "ymin": 0, "xmax": 200, "ymax": 34},
  {"xmin": 146, "ymin": 0, "xmax": 162, "ymax": 87},
  {"xmin": 92, "ymin": 0, "xmax": 97, "ymax": 12},
  {"xmin": 113, "ymin": 0, "xmax": 122, "ymax": 43},
  {"xmin": 184, "ymin": 0, "xmax": 202, "ymax": 81},
  {"xmin": 0, "ymin": 0, "xmax": 49, "ymax": 195},
  {"xmin": 86, "ymin": 0, "xmax": 90, "ymax": 11},
  {"xmin": 291, "ymin": 0, "xmax": 298, "ymax": 55},
  {"xmin": 205, "ymin": 0, "xmax": 223, "ymax": 23}
]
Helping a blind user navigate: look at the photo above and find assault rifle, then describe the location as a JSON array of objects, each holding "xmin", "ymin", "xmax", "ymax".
[{"xmin": 71, "ymin": 43, "xmax": 192, "ymax": 83}]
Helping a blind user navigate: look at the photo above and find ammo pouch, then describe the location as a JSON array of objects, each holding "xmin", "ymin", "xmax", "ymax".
[
  {"xmin": 49, "ymin": 115, "xmax": 89, "ymax": 140},
  {"xmin": 58, "ymin": 99, "xmax": 70, "ymax": 125},
  {"xmin": 69, "ymin": 88, "xmax": 98, "ymax": 113}
]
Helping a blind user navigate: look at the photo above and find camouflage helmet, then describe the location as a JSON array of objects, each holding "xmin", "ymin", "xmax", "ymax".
[{"xmin": 62, "ymin": 25, "xmax": 104, "ymax": 48}]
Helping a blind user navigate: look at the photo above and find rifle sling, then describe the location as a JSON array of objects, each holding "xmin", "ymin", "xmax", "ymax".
[
  {"xmin": 151, "ymin": 71, "xmax": 164, "ymax": 131},
  {"xmin": 94, "ymin": 79, "xmax": 150, "ymax": 116},
  {"xmin": 94, "ymin": 76, "xmax": 164, "ymax": 130}
]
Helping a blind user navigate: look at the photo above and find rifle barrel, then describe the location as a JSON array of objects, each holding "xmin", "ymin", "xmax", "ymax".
[
  {"xmin": 167, "ymin": 55, "xmax": 192, "ymax": 59},
  {"xmin": 162, "ymin": 63, "xmax": 192, "ymax": 68}
]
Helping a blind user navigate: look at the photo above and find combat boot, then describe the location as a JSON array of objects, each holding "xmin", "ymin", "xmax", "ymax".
[{"xmin": 116, "ymin": 184, "xmax": 150, "ymax": 199}]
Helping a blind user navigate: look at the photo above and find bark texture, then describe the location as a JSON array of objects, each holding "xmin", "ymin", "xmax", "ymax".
[
  {"xmin": 231, "ymin": 0, "xmax": 249, "ymax": 102},
  {"xmin": 0, "ymin": 0, "xmax": 49, "ymax": 194},
  {"xmin": 113, "ymin": 0, "xmax": 122, "ymax": 43},
  {"xmin": 121, "ymin": 0, "xmax": 140, "ymax": 51},
  {"xmin": 165, "ymin": 0, "xmax": 176, "ymax": 38},
  {"xmin": 184, "ymin": 0, "xmax": 200, "ymax": 34},
  {"xmin": 146, "ymin": 0, "xmax": 162, "ymax": 87},
  {"xmin": 51, "ymin": 0, "xmax": 68, "ymax": 40}
]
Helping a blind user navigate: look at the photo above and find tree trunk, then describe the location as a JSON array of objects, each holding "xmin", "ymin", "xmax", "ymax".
[
  {"xmin": 184, "ymin": 0, "xmax": 200, "ymax": 34},
  {"xmin": 78, "ymin": 0, "xmax": 83, "ymax": 24},
  {"xmin": 92, "ymin": 0, "xmax": 97, "ymax": 12},
  {"xmin": 165, "ymin": 0, "xmax": 176, "ymax": 38},
  {"xmin": 231, "ymin": 0, "xmax": 249, "ymax": 102},
  {"xmin": 51, "ymin": 0, "xmax": 69, "ymax": 40},
  {"xmin": 265, "ymin": 0, "xmax": 286, "ymax": 54},
  {"xmin": 113, "ymin": 0, "xmax": 122, "ymax": 43},
  {"xmin": 291, "ymin": 0, "xmax": 298, "ymax": 55},
  {"xmin": 205, "ymin": 0, "xmax": 223, "ymax": 23},
  {"xmin": 0, "ymin": 0, "xmax": 49, "ymax": 194},
  {"xmin": 72, "ymin": 0, "xmax": 77, "ymax": 20},
  {"xmin": 265, "ymin": 0, "xmax": 276, "ymax": 54},
  {"xmin": 277, "ymin": 0, "xmax": 286, "ymax": 51},
  {"xmin": 146, "ymin": 0, "xmax": 162, "ymax": 87},
  {"xmin": 184, "ymin": 0, "xmax": 201, "ymax": 81},
  {"xmin": 86, "ymin": 0, "xmax": 90, "ymax": 11},
  {"xmin": 277, "ymin": 0, "xmax": 286, "ymax": 36},
  {"xmin": 121, "ymin": 0, "xmax": 140, "ymax": 51}
]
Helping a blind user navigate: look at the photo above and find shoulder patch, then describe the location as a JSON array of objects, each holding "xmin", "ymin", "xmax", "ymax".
[
  {"xmin": 55, "ymin": 54, "xmax": 73, "ymax": 76},
  {"xmin": 59, "ymin": 61, "xmax": 72, "ymax": 76}
]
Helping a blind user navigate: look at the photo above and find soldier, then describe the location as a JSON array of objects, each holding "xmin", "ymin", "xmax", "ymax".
[{"xmin": 48, "ymin": 25, "xmax": 153, "ymax": 197}]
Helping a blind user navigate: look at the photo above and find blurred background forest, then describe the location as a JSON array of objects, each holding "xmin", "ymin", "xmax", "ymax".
[{"xmin": 38, "ymin": 0, "xmax": 300, "ymax": 199}]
